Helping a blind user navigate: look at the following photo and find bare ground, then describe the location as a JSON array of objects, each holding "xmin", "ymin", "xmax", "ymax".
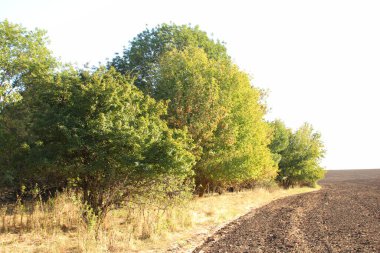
[{"xmin": 193, "ymin": 169, "xmax": 380, "ymax": 253}]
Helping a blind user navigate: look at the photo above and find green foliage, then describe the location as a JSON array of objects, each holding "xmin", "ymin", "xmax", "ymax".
[
  {"xmin": 155, "ymin": 46, "xmax": 277, "ymax": 194},
  {"xmin": 109, "ymin": 23, "xmax": 228, "ymax": 95},
  {"xmin": 269, "ymin": 120, "xmax": 290, "ymax": 154},
  {"xmin": 0, "ymin": 18, "xmax": 326, "ymax": 224},
  {"xmin": 0, "ymin": 102, "xmax": 30, "ymax": 187},
  {"xmin": 156, "ymin": 47, "xmax": 226, "ymax": 155},
  {"xmin": 17, "ymin": 67, "xmax": 196, "ymax": 220},
  {"xmin": 201, "ymin": 59, "xmax": 276, "ymax": 189},
  {"xmin": 0, "ymin": 20, "xmax": 56, "ymax": 188},
  {"xmin": 268, "ymin": 119, "xmax": 291, "ymax": 164},
  {"xmin": 110, "ymin": 24, "xmax": 277, "ymax": 194},
  {"xmin": 0, "ymin": 19, "xmax": 56, "ymax": 110},
  {"xmin": 277, "ymin": 123, "xmax": 325, "ymax": 188}
]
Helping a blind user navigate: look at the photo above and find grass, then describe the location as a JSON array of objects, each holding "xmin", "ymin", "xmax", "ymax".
[{"xmin": 0, "ymin": 186, "xmax": 318, "ymax": 253}]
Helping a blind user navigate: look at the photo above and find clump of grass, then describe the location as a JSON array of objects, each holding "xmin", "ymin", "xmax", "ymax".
[{"xmin": 0, "ymin": 190, "xmax": 82, "ymax": 234}]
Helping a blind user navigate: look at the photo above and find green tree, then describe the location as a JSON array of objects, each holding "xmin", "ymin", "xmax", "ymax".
[
  {"xmin": 20, "ymin": 67, "xmax": 195, "ymax": 224},
  {"xmin": 268, "ymin": 119, "xmax": 291, "ymax": 164},
  {"xmin": 201, "ymin": 59, "xmax": 276, "ymax": 192},
  {"xmin": 156, "ymin": 47, "xmax": 226, "ymax": 156},
  {"xmin": 0, "ymin": 20, "xmax": 56, "ymax": 188},
  {"xmin": 0, "ymin": 19, "xmax": 56, "ymax": 110},
  {"xmin": 277, "ymin": 123, "xmax": 325, "ymax": 188},
  {"xmin": 156, "ymin": 46, "xmax": 276, "ymax": 195},
  {"xmin": 109, "ymin": 23, "xmax": 228, "ymax": 95},
  {"xmin": 110, "ymin": 24, "xmax": 277, "ymax": 194}
]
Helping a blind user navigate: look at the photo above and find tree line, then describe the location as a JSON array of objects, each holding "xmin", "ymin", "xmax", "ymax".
[{"xmin": 0, "ymin": 20, "xmax": 325, "ymax": 224}]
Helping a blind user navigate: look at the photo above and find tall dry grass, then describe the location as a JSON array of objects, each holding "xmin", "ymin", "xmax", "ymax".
[{"xmin": 0, "ymin": 186, "xmax": 317, "ymax": 252}]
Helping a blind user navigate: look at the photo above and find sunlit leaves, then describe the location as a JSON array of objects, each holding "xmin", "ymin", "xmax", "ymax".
[
  {"xmin": 276, "ymin": 123, "xmax": 325, "ymax": 187},
  {"xmin": 109, "ymin": 23, "xmax": 228, "ymax": 95},
  {"xmin": 111, "ymin": 24, "xmax": 278, "ymax": 193},
  {"xmin": 10, "ymin": 67, "xmax": 196, "ymax": 217},
  {"xmin": 0, "ymin": 20, "xmax": 56, "ymax": 110}
]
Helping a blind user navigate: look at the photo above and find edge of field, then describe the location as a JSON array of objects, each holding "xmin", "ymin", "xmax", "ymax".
[
  {"xmin": 0, "ymin": 186, "xmax": 320, "ymax": 253},
  {"xmin": 137, "ymin": 186, "xmax": 320, "ymax": 252}
]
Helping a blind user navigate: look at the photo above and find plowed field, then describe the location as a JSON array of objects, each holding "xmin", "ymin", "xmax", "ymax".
[{"xmin": 194, "ymin": 170, "xmax": 380, "ymax": 253}]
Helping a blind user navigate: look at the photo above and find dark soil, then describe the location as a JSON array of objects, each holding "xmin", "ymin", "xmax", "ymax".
[{"xmin": 193, "ymin": 169, "xmax": 380, "ymax": 253}]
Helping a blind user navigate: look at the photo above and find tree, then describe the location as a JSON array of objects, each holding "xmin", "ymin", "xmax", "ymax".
[
  {"xmin": 0, "ymin": 19, "xmax": 56, "ymax": 110},
  {"xmin": 156, "ymin": 47, "xmax": 226, "ymax": 156},
  {"xmin": 268, "ymin": 119, "xmax": 291, "ymax": 164},
  {"xmin": 0, "ymin": 20, "xmax": 56, "ymax": 188},
  {"xmin": 110, "ymin": 24, "xmax": 277, "ymax": 194},
  {"xmin": 199, "ymin": 58, "xmax": 276, "ymax": 192},
  {"xmin": 156, "ymin": 46, "xmax": 276, "ymax": 195},
  {"xmin": 277, "ymin": 123, "xmax": 325, "ymax": 188},
  {"xmin": 109, "ymin": 23, "xmax": 228, "ymax": 95},
  {"xmin": 19, "ymin": 67, "xmax": 195, "ymax": 224}
]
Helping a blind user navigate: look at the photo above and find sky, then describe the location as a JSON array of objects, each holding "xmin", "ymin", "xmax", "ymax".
[{"xmin": 1, "ymin": 0, "xmax": 380, "ymax": 170}]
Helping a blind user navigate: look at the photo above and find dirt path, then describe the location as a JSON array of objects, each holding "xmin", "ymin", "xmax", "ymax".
[{"xmin": 194, "ymin": 170, "xmax": 380, "ymax": 253}]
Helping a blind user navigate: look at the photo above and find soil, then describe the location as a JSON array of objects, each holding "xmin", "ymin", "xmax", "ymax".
[{"xmin": 193, "ymin": 169, "xmax": 380, "ymax": 253}]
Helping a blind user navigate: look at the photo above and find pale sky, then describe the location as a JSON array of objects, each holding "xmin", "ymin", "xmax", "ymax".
[{"xmin": 1, "ymin": 0, "xmax": 380, "ymax": 170}]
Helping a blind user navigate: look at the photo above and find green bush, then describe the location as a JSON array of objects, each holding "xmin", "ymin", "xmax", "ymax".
[
  {"xmin": 10, "ymin": 67, "xmax": 196, "ymax": 225},
  {"xmin": 275, "ymin": 123, "xmax": 325, "ymax": 188}
]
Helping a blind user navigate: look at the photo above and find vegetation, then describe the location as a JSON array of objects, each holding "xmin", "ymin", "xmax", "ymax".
[
  {"xmin": 21, "ymin": 67, "xmax": 195, "ymax": 226},
  {"xmin": 0, "ymin": 186, "xmax": 317, "ymax": 252},
  {"xmin": 278, "ymin": 123, "xmax": 325, "ymax": 187},
  {"xmin": 0, "ymin": 20, "xmax": 56, "ymax": 110},
  {"xmin": 269, "ymin": 121, "xmax": 325, "ymax": 187},
  {"xmin": 0, "ymin": 20, "xmax": 56, "ymax": 189},
  {"xmin": 110, "ymin": 25, "xmax": 277, "ymax": 195},
  {"xmin": 156, "ymin": 46, "xmax": 277, "ymax": 195},
  {"xmin": 109, "ymin": 23, "xmax": 228, "ymax": 95},
  {"xmin": 0, "ymin": 19, "xmax": 325, "ymax": 244},
  {"xmin": 269, "ymin": 119, "xmax": 291, "ymax": 165}
]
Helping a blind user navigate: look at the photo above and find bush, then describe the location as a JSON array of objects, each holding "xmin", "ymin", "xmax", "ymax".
[
  {"xmin": 13, "ymin": 67, "xmax": 195, "ymax": 226},
  {"xmin": 276, "ymin": 123, "xmax": 325, "ymax": 188}
]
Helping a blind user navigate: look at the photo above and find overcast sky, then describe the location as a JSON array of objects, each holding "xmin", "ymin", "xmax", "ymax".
[{"xmin": 2, "ymin": 0, "xmax": 380, "ymax": 170}]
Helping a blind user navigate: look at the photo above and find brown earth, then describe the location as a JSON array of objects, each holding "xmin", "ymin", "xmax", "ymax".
[{"xmin": 193, "ymin": 169, "xmax": 380, "ymax": 253}]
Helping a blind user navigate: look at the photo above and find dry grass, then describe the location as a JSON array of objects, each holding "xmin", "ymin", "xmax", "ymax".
[{"xmin": 0, "ymin": 186, "xmax": 318, "ymax": 253}]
